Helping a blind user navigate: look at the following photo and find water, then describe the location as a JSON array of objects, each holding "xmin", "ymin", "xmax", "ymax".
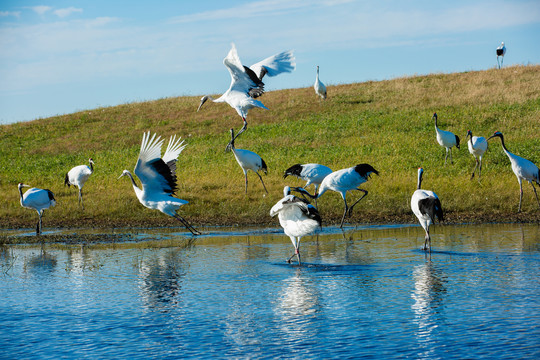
[{"xmin": 1, "ymin": 223, "xmax": 539, "ymax": 359}]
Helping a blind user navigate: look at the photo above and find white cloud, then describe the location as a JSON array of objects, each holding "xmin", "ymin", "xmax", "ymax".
[
  {"xmin": 30, "ymin": 5, "xmax": 52, "ymax": 16},
  {"xmin": 53, "ymin": 7, "xmax": 83, "ymax": 18},
  {"xmin": 0, "ymin": 11, "xmax": 21, "ymax": 18}
]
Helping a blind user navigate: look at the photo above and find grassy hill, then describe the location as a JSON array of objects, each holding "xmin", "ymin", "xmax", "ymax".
[{"xmin": 1, "ymin": 64, "xmax": 539, "ymax": 230}]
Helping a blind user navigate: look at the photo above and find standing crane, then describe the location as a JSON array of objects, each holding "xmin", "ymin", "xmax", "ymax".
[
  {"xmin": 496, "ymin": 42, "xmax": 506, "ymax": 69},
  {"xmin": 433, "ymin": 113, "xmax": 460, "ymax": 164},
  {"xmin": 410, "ymin": 168, "xmax": 443, "ymax": 252},
  {"xmin": 64, "ymin": 158, "xmax": 95, "ymax": 209},
  {"xmin": 314, "ymin": 65, "xmax": 327, "ymax": 100},
  {"xmin": 119, "ymin": 131, "xmax": 200, "ymax": 235},
  {"xmin": 18, "ymin": 183, "xmax": 56, "ymax": 235},
  {"xmin": 197, "ymin": 43, "xmax": 295, "ymax": 142},
  {"xmin": 466, "ymin": 130, "xmax": 488, "ymax": 179},
  {"xmin": 292, "ymin": 163, "xmax": 379, "ymax": 228},
  {"xmin": 487, "ymin": 131, "xmax": 540, "ymax": 212},
  {"xmin": 270, "ymin": 186, "xmax": 322, "ymax": 265},
  {"xmin": 226, "ymin": 128, "xmax": 268, "ymax": 195}
]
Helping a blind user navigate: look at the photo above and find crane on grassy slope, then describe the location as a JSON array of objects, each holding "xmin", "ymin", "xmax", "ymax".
[
  {"xmin": 433, "ymin": 113, "xmax": 460, "ymax": 164},
  {"xmin": 466, "ymin": 130, "xmax": 488, "ymax": 179},
  {"xmin": 18, "ymin": 183, "xmax": 56, "ymax": 235},
  {"xmin": 314, "ymin": 66, "xmax": 327, "ymax": 100},
  {"xmin": 411, "ymin": 168, "xmax": 443, "ymax": 253},
  {"xmin": 487, "ymin": 131, "xmax": 540, "ymax": 212},
  {"xmin": 65, "ymin": 158, "xmax": 95, "ymax": 210},
  {"xmin": 496, "ymin": 42, "xmax": 506, "ymax": 69},
  {"xmin": 118, "ymin": 132, "xmax": 200, "ymax": 235},
  {"xmin": 270, "ymin": 186, "xmax": 322, "ymax": 265},
  {"xmin": 283, "ymin": 163, "xmax": 332, "ymax": 206},
  {"xmin": 197, "ymin": 43, "xmax": 295, "ymax": 143},
  {"xmin": 292, "ymin": 164, "xmax": 379, "ymax": 228},
  {"xmin": 226, "ymin": 128, "xmax": 268, "ymax": 195}
]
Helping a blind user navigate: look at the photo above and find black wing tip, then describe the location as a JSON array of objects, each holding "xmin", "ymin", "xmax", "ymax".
[
  {"xmin": 45, "ymin": 189, "xmax": 56, "ymax": 201},
  {"xmin": 261, "ymin": 158, "xmax": 268, "ymax": 174},
  {"xmin": 64, "ymin": 173, "xmax": 70, "ymax": 187}
]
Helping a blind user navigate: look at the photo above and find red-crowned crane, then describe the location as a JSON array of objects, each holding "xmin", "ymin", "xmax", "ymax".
[
  {"xmin": 488, "ymin": 131, "xmax": 540, "ymax": 212},
  {"xmin": 18, "ymin": 183, "xmax": 56, "ymax": 235},
  {"xmin": 292, "ymin": 164, "xmax": 379, "ymax": 228},
  {"xmin": 64, "ymin": 158, "xmax": 94, "ymax": 209},
  {"xmin": 270, "ymin": 186, "xmax": 322, "ymax": 265},
  {"xmin": 226, "ymin": 128, "xmax": 268, "ymax": 195},
  {"xmin": 314, "ymin": 65, "xmax": 327, "ymax": 100},
  {"xmin": 466, "ymin": 130, "xmax": 488, "ymax": 179},
  {"xmin": 283, "ymin": 163, "xmax": 332, "ymax": 207},
  {"xmin": 410, "ymin": 168, "xmax": 443, "ymax": 252},
  {"xmin": 197, "ymin": 43, "xmax": 295, "ymax": 142},
  {"xmin": 433, "ymin": 113, "xmax": 460, "ymax": 164},
  {"xmin": 496, "ymin": 42, "xmax": 506, "ymax": 69},
  {"xmin": 119, "ymin": 132, "xmax": 200, "ymax": 235}
]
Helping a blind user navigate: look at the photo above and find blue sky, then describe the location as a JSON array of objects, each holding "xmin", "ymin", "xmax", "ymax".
[{"xmin": 1, "ymin": 0, "xmax": 539, "ymax": 124}]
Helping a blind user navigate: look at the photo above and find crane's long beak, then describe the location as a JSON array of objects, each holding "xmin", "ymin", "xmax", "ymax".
[{"xmin": 197, "ymin": 96, "xmax": 207, "ymax": 112}]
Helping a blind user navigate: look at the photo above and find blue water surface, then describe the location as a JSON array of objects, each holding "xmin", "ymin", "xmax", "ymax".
[{"xmin": 1, "ymin": 223, "xmax": 539, "ymax": 359}]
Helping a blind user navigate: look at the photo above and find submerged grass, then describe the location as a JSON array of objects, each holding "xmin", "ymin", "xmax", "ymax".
[{"xmin": 1, "ymin": 65, "xmax": 539, "ymax": 230}]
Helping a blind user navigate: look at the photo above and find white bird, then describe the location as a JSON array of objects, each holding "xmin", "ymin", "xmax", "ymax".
[
  {"xmin": 18, "ymin": 183, "xmax": 56, "ymax": 235},
  {"xmin": 411, "ymin": 168, "xmax": 443, "ymax": 252},
  {"xmin": 496, "ymin": 42, "xmax": 506, "ymax": 69},
  {"xmin": 283, "ymin": 163, "xmax": 333, "ymax": 192},
  {"xmin": 270, "ymin": 186, "xmax": 322, "ymax": 265},
  {"xmin": 226, "ymin": 128, "xmax": 268, "ymax": 194},
  {"xmin": 433, "ymin": 113, "xmax": 460, "ymax": 164},
  {"xmin": 119, "ymin": 131, "xmax": 200, "ymax": 235},
  {"xmin": 314, "ymin": 65, "xmax": 327, "ymax": 100},
  {"xmin": 198, "ymin": 43, "xmax": 295, "ymax": 142},
  {"xmin": 466, "ymin": 130, "xmax": 488, "ymax": 179},
  {"xmin": 488, "ymin": 131, "xmax": 540, "ymax": 212},
  {"xmin": 64, "ymin": 158, "xmax": 95, "ymax": 209},
  {"xmin": 292, "ymin": 164, "xmax": 379, "ymax": 228},
  {"xmin": 283, "ymin": 163, "xmax": 332, "ymax": 207}
]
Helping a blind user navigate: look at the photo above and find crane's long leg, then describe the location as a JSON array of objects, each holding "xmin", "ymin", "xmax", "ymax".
[
  {"xmin": 444, "ymin": 148, "xmax": 449, "ymax": 165},
  {"xmin": 471, "ymin": 158, "xmax": 479, "ymax": 179},
  {"xmin": 348, "ymin": 189, "xmax": 368, "ymax": 216},
  {"xmin": 423, "ymin": 228, "xmax": 431, "ymax": 252},
  {"xmin": 339, "ymin": 196, "xmax": 349, "ymax": 229},
  {"xmin": 173, "ymin": 214, "xmax": 201, "ymax": 235},
  {"xmin": 497, "ymin": 57, "xmax": 500, "ymax": 69},
  {"xmin": 478, "ymin": 157, "xmax": 483, "ymax": 178},
  {"xmin": 518, "ymin": 179, "xmax": 523, "ymax": 213},
  {"xmin": 449, "ymin": 148, "xmax": 453, "ymax": 164},
  {"xmin": 287, "ymin": 238, "xmax": 301, "ymax": 265},
  {"xmin": 255, "ymin": 172, "xmax": 268, "ymax": 194},
  {"xmin": 531, "ymin": 182, "xmax": 540, "ymax": 209},
  {"xmin": 37, "ymin": 210, "xmax": 43, "ymax": 235},
  {"xmin": 79, "ymin": 189, "xmax": 84, "ymax": 210},
  {"xmin": 233, "ymin": 118, "xmax": 248, "ymax": 142},
  {"xmin": 244, "ymin": 171, "xmax": 248, "ymax": 194}
]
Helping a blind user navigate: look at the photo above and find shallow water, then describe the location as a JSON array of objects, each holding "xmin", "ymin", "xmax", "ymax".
[{"xmin": 1, "ymin": 223, "xmax": 539, "ymax": 359}]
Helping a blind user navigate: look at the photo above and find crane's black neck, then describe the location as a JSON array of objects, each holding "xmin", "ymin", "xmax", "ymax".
[
  {"xmin": 89, "ymin": 160, "xmax": 94, "ymax": 173},
  {"xmin": 125, "ymin": 171, "xmax": 140, "ymax": 190},
  {"xmin": 18, "ymin": 186, "xmax": 23, "ymax": 200}
]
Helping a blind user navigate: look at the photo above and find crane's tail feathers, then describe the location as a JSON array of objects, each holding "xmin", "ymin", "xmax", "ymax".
[
  {"xmin": 64, "ymin": 173, "xmax": 70, "ymax": 187},
  {"xmin": 139, "ymin": 131, "xmax": 164, "ymax": 163}
]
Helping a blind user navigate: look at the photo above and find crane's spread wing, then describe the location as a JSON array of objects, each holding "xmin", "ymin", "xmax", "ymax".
[
  {"xmin": 249, "ymin": 50, "xmax": 296, "ymax": 80},
  {"xmin": 162, "ymin": 134, "xmax": 187, "ymax": 178},
  {"xmin": 134, "ymin": 132, "xmax": 177, "ymax": 195},
  {"xmin": 223, "ymin": 43, "xmax": 265, "ymax": 99}
]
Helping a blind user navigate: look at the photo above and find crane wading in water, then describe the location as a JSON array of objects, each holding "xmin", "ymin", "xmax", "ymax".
[
  {"xmin": 18, "ymin": 183, "xmax": 56, "ymax": 235},
  {"xmin": 411, "ymin": 168, "xmax": 444, "ymax": 253},
  {"xmin": 270, "ymin": 186, "xmax": 322, "ymax": 265}
]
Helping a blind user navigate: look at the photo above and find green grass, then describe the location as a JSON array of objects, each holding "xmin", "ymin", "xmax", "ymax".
[{"xmin": 1, "ymin": 65, "xmax": 539, "ymax": 230}]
